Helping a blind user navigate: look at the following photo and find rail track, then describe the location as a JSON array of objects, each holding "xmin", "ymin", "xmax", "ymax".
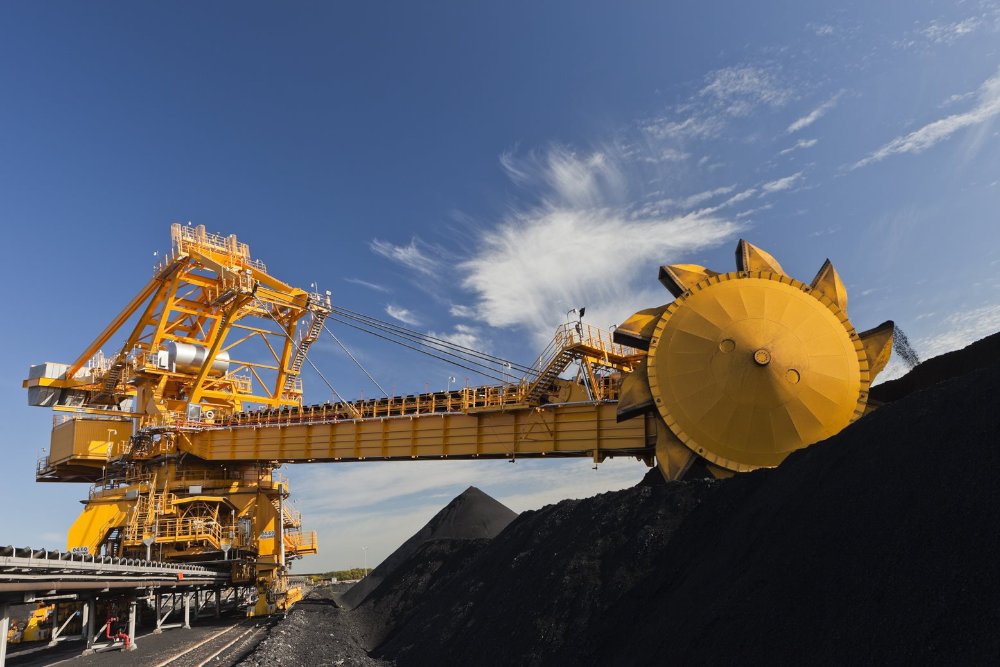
[{"xmin": 150, "ymin": 618, "xmax": 270, "ymax": 667}]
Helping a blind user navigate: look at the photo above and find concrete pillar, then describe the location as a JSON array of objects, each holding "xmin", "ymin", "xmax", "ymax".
[
  {"xmin": 1, "ymin": 602, "xmax": 10, "ymax": 667},
  {"xmin": 126, "ymin": 598, "xmax": 137, "ymax": 651},
  {"xmin": 183, "ymin": 593, "xmax": 191, "ymax": 629},
  {"xmin": 83, "ymin": 597, "xmax": 97, "ymax": 655},
  {"xmin": 214, "ymin": 588, "xmax": 221, "ymax": 618}
]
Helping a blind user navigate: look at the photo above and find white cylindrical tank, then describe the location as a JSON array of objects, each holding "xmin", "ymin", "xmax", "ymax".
[{"xmin": 164, "ymin": 342, "xmax": 230, "ymax": 377}]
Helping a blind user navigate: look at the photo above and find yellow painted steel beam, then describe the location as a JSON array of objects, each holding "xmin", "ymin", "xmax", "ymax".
[
  {"xmin": 178, "ymin": 403, "xmax": 653, "ymax": 462},
  {"xmin": 188, "ymin": 294, "xmax": 255, "ymax": 405},
  {"xmin": 65, "ymin": 271, "xmax": 170, "ymax": 379}
]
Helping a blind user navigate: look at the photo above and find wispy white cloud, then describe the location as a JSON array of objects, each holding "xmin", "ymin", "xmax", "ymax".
[
  {"xmin": 638, "ymin": 147, "xmax": 692, "ymax": 164},
  {"xmin": 634, "ymin": 185, "xmax": 737, "ymax": 217},
  {"xmin": 812, "ymin": 24, "xmax": 835, "ymax": 36},
  {"xmin": 941, "ymin": 91, "xmax": 975, "ymax": 108},
  {"xmin": 853, "ymin": 67, "xmax": 1000, "ymax": 169},
  {"xmin": 760, "ymin": 171, "xmax": 804, "ymax": 195},
  {"xmin": 500, "ymin": 147, "xmax": 627, "ymax": 209},
  {"xmin": 370, "ymin": 238, "xmax": 439, "ymax": 275},
  {"xmin": 779, "ymin": 138, "xmax": 819, "ymax": 155},
  {"xmin": 690, "ymin": 187, "xmax": 758, "ymax": 217},
  {"xmin": 461, "ymin": 148, "xmax": 739, "ymax": 343},
  {"xmin": 679, "ymin": 185, "xmax": 737, "ymax": 209},
  {"xmin": 642, "ymin": 115, "xmax": 723, "ymax": 142},
  {"xmin": 449, "ymin": 304, "xmax": 476, "ymax": 318},
  {"xmin": 426, "ymin": 324, "xmax": 485, "ymax": 352},
  {"xmin": 720, "ymin": 187, "xmax": 757, "ymax": 205},
  {"xmin": 787, "ymin": 92, "xmax": 842, "ymax": 133},
  {"xmin": 809, "ymin": 225, "xmax": 840, "ymax": 237},
  {"xmin": 921, "ymin": 17, "xmax": 983, "ymax": 44},
  {"xmin": 914, "ymin": 303, "xmax": 1000, "ymax": 359},
  {"xmin": 642, "ymin": 63, "xmax": 790, "ymax": 144},
  {"xmin": 734, "ymin": 203, "xmax": 773, "ymax": 219},
  {"xmin": 700, "ymin": 64, "xmax": 792, "ymax": 117},
  {"xmin": 385, "ymin": 304, "xmax": 420, "ymax": 326},
  {"xmin": 345, "ymin": 277, "xmax": 390, "ymax": 293},
  {"xmin": 894, "ymin": 13, "xmax": 993, "ymax": 51}
]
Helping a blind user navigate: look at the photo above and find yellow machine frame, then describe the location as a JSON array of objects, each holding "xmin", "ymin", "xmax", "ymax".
[{"xmin": 23, "ymin": 226, "xmax": 893, "ymax": 615}]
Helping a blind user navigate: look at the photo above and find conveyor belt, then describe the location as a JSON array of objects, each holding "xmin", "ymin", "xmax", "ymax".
[{"xmin": 0, "ymin": 545, "xmax": 228, "ymax": 598}]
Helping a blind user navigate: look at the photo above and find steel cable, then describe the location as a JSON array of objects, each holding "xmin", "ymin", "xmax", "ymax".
[{"xmin": 329, "ymin": 306, "xmax": 535, "ymax": 375}]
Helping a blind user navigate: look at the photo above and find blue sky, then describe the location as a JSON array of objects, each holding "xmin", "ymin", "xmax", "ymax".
[{"xmin": 1, "ymin": 2, "xmax": 998, "ymax": 570}]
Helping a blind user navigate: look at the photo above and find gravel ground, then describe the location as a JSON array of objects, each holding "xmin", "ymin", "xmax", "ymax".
[{"xmin": 238, "ymin": 585, "xmax": 391, "ymax": 667}]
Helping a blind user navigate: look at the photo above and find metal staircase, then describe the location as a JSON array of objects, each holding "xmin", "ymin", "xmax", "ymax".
[
  {"xmin": 523, "ymin": 322, "xmax": 639, "ymax": 405},
  {"xmin": 524, "ymin": 348, "xmax": 578, "ymax": 404},
  {"xmin": 283, "ymin": 310, "xmax": 329, "ymax": 392}
]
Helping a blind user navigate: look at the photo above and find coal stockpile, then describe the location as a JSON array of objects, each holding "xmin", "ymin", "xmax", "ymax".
[
  {"xmin": 598, "ymin": 356, "xmax": 1000, "ymax": 665},
  {"xmin": 341, "ymin": 486, "xmax": 517, "ymax": 610},
  {"xmin": 352, "ymin": 537, "xmax": 494, "ymax": 650},
  {"xmin": 870, "ymin": 330, "xmax": 1000, "ymax": 404},
  {"xmin": 242, "ymin": 585, "xmax": 387, "ymax": 667},
  {"xmin": 372, "ymin": 476, "xmax": 715, "ymax": 665},
  {"xmin": 363, "ymin": 338, "xmax": 999, "ymax": 666}
]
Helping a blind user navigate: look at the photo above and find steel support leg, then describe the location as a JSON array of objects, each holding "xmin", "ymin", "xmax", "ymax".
[
  {"xmin": 1, "ymin": 602, "xmax": 10, "ymax": 667},
  {"xmin": 48, "ymin": 607, "xmax": 80, "ymax": 647},
  {"xmin": 83, "ymin": 597, "xmax": 96, "ymax": 655},
  {"xmin": 126, "ymin": 598, "xmax": 137, "ymax": 651},
  {"xmin": 154, "ymin": 592, "xmax": 162, "ymax": 634},
  {"xmin": 183, "ymin": 593, "xmax": 191, "ymax": 629},
  {"xmin": 214, "ymin": 587, "xmax": 221, "ymax": 618}
]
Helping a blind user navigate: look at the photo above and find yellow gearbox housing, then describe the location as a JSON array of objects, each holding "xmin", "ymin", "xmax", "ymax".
[{"xmin": 614, "ymin": 239, "xmax": 895, "ymax": 480}]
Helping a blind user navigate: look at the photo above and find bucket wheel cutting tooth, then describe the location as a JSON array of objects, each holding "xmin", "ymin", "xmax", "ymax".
[{"xmin": 614, "ymin": 239, "xmax": 895, "ymax": 481}]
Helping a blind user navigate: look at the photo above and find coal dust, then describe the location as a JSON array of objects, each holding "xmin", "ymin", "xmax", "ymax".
[{"xmin": 892, "ymin": 325, "xmax": 921, "ymax": 369}]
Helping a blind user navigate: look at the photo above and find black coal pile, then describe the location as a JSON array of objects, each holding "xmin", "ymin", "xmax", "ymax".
[
  {"xmin": 352, "ymin": 536, "xmax": 494, "ymax": 650},
  {"xmin": 242, "ymin": 585, "xmax": 387, "ymax": 667},
  {"xmin": 359, "ymin": 336, "xmax": 999, "ymax": 666},
  {"xmin": 341, "ymin": 486, "xmax": 517, "ymax": 610},
  {"xmin": 871, "ymin": 330, "xmax": 999, "ymax": 404},
  {"xmin": 369, "ymin": 475, "xmax": 715, "ymax": 664},
  {"xmin": 597, "ymin": 357, "xmax": 1000, "ymax": 665}
]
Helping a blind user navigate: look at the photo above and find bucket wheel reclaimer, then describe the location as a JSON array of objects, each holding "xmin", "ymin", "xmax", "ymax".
[{"xmin": 613, "ymin": 239, "xmax": 895, "ymax": 481}]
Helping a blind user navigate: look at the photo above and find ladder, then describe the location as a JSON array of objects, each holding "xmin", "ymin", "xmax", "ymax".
[
  {"xmin": 283, "ymin": 310, "xmax": 329, "ymax": 391},
  {"xmin": 524, "ymin": 349, "xmax": 577, "ymax": 404}
]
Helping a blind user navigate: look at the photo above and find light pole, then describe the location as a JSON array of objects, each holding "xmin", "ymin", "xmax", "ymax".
[
  {"xmin": 102, "ymin": 429, "xmax": 117, "ymax": 485},
  {"xmin": 105, "ymin": 429, "xmax": 117, "ymax": 461}
]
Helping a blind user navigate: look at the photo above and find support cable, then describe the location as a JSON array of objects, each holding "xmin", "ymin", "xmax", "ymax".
[
  {"xmin": 326, "ymin": 314, "xmax": 509, "ymax": 383},
  {"xmin": 327, "ymin": 313, "xmax": 534, "ymax": 380},
  {"xmin": 329, "ymin": 306, "xmax": 536, "ymax": 375},
  {"xmin": 253, "ymin": 297, "xmax": 361, "ymax": 416},
  {"xmin": 322, "ymin": 323, "xmax": 390, "ymax": 398}
]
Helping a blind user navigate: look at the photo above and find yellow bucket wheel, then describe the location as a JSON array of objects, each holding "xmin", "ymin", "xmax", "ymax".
[{"xmin": 614, "ymin": 239, "xmax": 895, "ymax": 480}]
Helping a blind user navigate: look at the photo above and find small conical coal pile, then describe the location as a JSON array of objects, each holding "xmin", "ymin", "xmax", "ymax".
[{"xmin": 341, "ymin": 486, "xmax": 517, "ymax": 610}]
